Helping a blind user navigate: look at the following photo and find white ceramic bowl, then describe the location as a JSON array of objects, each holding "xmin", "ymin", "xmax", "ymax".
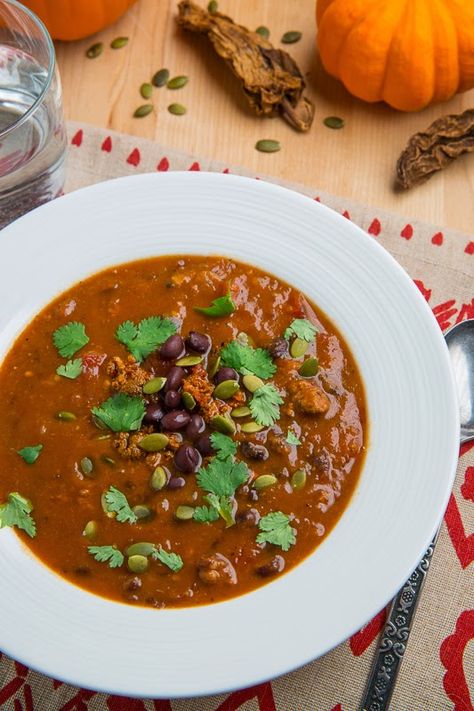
[{"xmin": 0, "ymin": 173, "xmax": 458, "ymax": 698}]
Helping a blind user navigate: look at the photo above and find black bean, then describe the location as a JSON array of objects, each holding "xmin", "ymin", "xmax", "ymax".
[
  {"xmin": 236, "ymin": 508, "xmax": 260, "ymax": 527},
  {"xmin": 167, "ymin": 476, "xmax": 186, "ymax": 490},
  {"xmin": 165, "ymin": 366, "xmax": 184, "ymax": 392},
  {"xmin": 241, "ymin": 441, "xmax": 269, "ymax": 461},
  {"xmin": 161, "ymin": 410, "xmax": 191, "ymax": 431},
  {"xmin": 256, "ymin": 555, "xmax": 285, "ymax": 577},
  {"xmin": 215, "ymin": 366, "xmax": 239, "ymax": 384},
  {"xmin": 186, "ymin": 414, "xmax": 206, "ymax": 440},
  {"xmin": 160, "ymin": 334, "xmax": 185, "ymax": 360},
  {"xmin": 267, "ymin": 337, "xmax": 288, "ymax": 359},
  {"xmin": 164, "ymin": 390, "xmax": 181, "ymax": 409},
  {"xmin": 174, "ymin": 444, "xmax": 202, "ymax": 473},
  {"xmin": 143, "ymin": 403, "xmax": 165, "ymax": 425},
  {"xmin": 186, "ymin": 331, "xmax": 211, "ymax": 353},
  {"xmin": 196, "ymin": 433, "xmax": 214, "ymax": 457}
]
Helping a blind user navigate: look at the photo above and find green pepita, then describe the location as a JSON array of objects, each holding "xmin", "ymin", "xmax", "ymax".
[
  {"xmin": 291, "ymin": 469, "xmax": 307, "ymax": 489},
  {"xmin": 139, "ymin": 433, "xmax": 169, "ymax": 452},
  {"xmin": 83, "ymin": 520, "xmax": 98, "ymax": 540},
  {"xmin": 168, "ymin": 103, "xmax": 187, "ymax": 116},
  {"xmin": 208, "ymin": 0, "xmax": 218, "ymax": 12},
  {"xmin": 152, "ymin": 68, "xmax": 170, "ymax": 87},
  {"xmin": 101, "ymin": 455, "xmax": 115, "ymax": 466},
  {"xmin": 143, "ymin": 376, "xmax": 166, "ymax": 394},
  {"xmin": 95, "ymin": 434, "xmax": 111, "ymax": 441},
  {"xmin": 242, "ymin": 374, "xmax": 264, "ymax": 393},
  {"xmin": 231, "ymin": 406, "xmax": 252, "ymax": 418},
  {"xmin": 255, "ymin": 139, "xmax": 281, "ymax": 153},
  {"xmin": 80, "ymin": 457, "xmax": 94, "ymax": 477},
  {"xmin": 255, "ymin": 26, "xmax": 270, "ymax": 39},
  {"xmin": 213, "ymin": 379, "xmax": 239, "ymax": 400},
  {"xmin": 150, "ymin": 466, "xmax": 167, "ymax": 491},
  {"xmin": 127, "ymin": 554, "xmax": 149, "ymax": 573},
  {"xmin": 208, "ymin": 355, "xmax": 221, "ymax": 378},
  {"xmin": 86, "ymin": 42, "xmax": 103, "ymax": 59},
  {"xmin": 140, "ymin": 82, "xmax": 153, "ymax": 99},
  {"xmin": 133, "ymin": 104, "xmax": 153, "ymax": 118},
  {"xmin": 182, "ymin": 392, "xmax": 196, "ymax": 411},
  {"xmin": 56, "ymin": 411, "xmax": 76, "ymax": 421},
  {"xmin": 299, "ymin": 357, "xmax": 319, "ymax": 377},
  {"xmin": 241, "ymin": 421, "xmax": 265, "ymax": 433},
  {"xmin": 132, "ymin": 504, "xmax": 154, "ymax": 521},
  {"xmin": 323, "ymin": 116, "xmax": 345, "ymax": 130},
  {"xmin": 175, "ymin": 505, "xmax": 195, "ymax": 521},
  {"xmin": 125, "ymin": 541, "xmax": 156, "ymax": 557},
  {"xmin": 110, "ymin": 36, "xmax": 128, "ymax": 49},
  {"xmin": 236, "ymin": 331, "xmax": 252, "ymax": 346},
  {"xmin": 281, "ymin": 30, "xmax": 302, "ymax": 44},
  {"xmin": 167, "ymin": 75, "xmax": 189, "ymax": 89},
  {"xmin": 101, "ymin": 492, "xmax": 116, "ymax": 518},
  {"xmin": 290, "ymin": 337, "xmax": 308, "ymax": 358},
  {"xmin": 254, "ymin": 474, "xmax": 278, "ymax": 490},
  {"xmin": 175, "ymin": 355, "xmax": 203, "ymax": 367},
  {"xmin": 210, "ymin": 414, "xmax": 236, "ymax": 435}
]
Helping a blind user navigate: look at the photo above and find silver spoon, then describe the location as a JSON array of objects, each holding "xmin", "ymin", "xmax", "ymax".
[{"xmin": 360, "ymin": 318, "xmax": 474, "ymax": 711}]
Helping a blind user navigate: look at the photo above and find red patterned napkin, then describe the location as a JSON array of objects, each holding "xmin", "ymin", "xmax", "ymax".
[{"xmin": 0, "ymin": 122, "xmax": 472, "ymax": 711}]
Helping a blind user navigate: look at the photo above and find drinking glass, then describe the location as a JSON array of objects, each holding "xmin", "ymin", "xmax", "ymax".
[{"xmin": 0, "ymin": 0, "xmax": 66, "ymax": 229}]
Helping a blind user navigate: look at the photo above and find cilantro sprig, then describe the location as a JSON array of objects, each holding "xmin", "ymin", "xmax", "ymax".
[
  {"xmin": 152, "ymin": 546, "xmax": 184, "ymax": 572},
  {"xmin": 284, "ymin": 318, "xmax": 318, "ymax": 343},
  {"xmin": 249, "ymin": 383, "xmax": 283, "ymax": 427},
  {"xmin": 103, "ymin": 486, "xmax": 137, "ymax": 524},
  {"xmin": 88, "ymin": 545, "xmax": 124, "ymax": 568},
  {"xmin": 91, "ymin": 393, "xmax": 145, "ymax": 432},
  {"xmin": 17, "ymin": 444, "xmax": 43, "ymax": 465},
  {"xmin": 221, "ymin": 341, "xmax": 276, "ymax": 378},
  {"xmin": 56, "ymin": 358, "xmax": 82, "ymax": 380},
  {"xmin": 194, "ymin": 290, "xmax": 235, "ymax": 317},
  {"xmin": 197, "ymin": 457, "xmax": 249, "ymax": 498},
  {"xmin": 210, "ymin": 432, "xmax": 237, "ymax": 460},
  {"xmin": 193, "ymin": 503, "xmax": 220, "ymax": 523},
  {"xmin": 257, "ymin": 512, "xmax": 296, "ymax": 551},
  {"xmin": 53, "ymin": 322, "xmax": 89, "ymax": 358},
  {"xmin": 0, "ymin": 492, "xmax": 36, "ymax": 538},
  {"xmin": 116, "ymin": 316, "xmax": 177, "ymax": 362},
  {"xmin": 285, "ymin": 430, "xmax": 301, "ymax": 446}
]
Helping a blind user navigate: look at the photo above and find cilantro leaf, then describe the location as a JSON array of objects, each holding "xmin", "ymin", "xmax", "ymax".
[
  {"xmin": 0, "ymin": 492, "xmax": 36, "ymax": 538},
  {"xmin": 104, "ymin": 486, "xmax": 137, "ymax": 524},
  {"xmin": 197, "ymin": 457, "xmax": 249, "ymax": 498},
  {"xmin": 17, "ymin": 444, "xmax": 43, "ymax": 465},
  {"xmin": 53, "ymin": 322, "xmax": 89, "ymax": 358},
  {"xmin": 210, "ymin": 432, "xmax": 237, "ymax": 460},
  {"xmin": 284, "ymin": 318, "xmax": 318, "ymax": 343},
  {"xmin": 194, "ymin": 290, "xmax": 235, "ymax": 317},
  {"xmin": 56, "ymin": 358, "xmax": 82, "ymax": 380},
  {"xmin": 285, "ymin": 430, "xmax": 301, "ymax": 446},
  {"xmin": 249, "ymin": 383, "xmax": 283, "ymax": 427},
  {"xmin": 221, "ymin": 341, "xmax": 276, "ymax": 378},
  {"xmin": 152, "ymin": 546, "xmax": 184, "ymax": 572},
  {"xmin": 256, "ymin": 511, "xmax": 296, "ymax": 551},
  {"xmin": 116, "ymin": 317, "xmax": 177, "ymax": 362},
  {"xmin": 91, "ymin": 393, "xmax": 145, "ymax": 432},
  {"xmin": 88, "ymin": 545, "xmax": 124, "ymax": 568},
  {"xmin": 206, "ymin": 492, "xmax": 235, "ymax": 528},
  {"xmin": 193, "ymin": 504, "xmax": 220, "ymax": 523}
]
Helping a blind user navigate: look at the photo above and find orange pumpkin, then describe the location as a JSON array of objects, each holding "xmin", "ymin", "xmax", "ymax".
[
  {"xmin": 316, "ymin": 0, "xmax": 474, "ymax": 111},
  {"xmin": 22, "ymin": 0, "xmax": 138, "ymax": 41}
]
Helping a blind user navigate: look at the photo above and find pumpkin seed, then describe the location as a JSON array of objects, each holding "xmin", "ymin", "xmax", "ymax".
[
  {"xmin": 152, "ymin": 68, "xmax": 170, "ymax": 87},
  {"xmin": 110, "ymin": 36, "xmax": 128, "ymax": 49},
  {"xmin": 236, "ymin": 331, "xmax": 255, "ymax": 347},
  {"xmin": 95, "ymin": 434, "xmax": 111, "ymax": 440},
  {"xmin": 140, "ymin": 82, "xmax": 153, "ymax": 99},
  {"xmin": 143, "ymin": 376, "xmax": 166, "ymax": 394},
  {"xmin": 139, "ymin": 433, "xmax": 169, "ymax": 452},
  {"xmin": 133, "ymin": 104, "xmax": 153, "ymax": 118},
  {"xmin": 241, "ymin": 421, "xmax": 265, "ymax": 433},
  {"xmin": 175, "ymin": 505, "xmax": 195, "ymax": 521},
  {"xmin": 168, "ymin": 103, "xmax": 187, "ymax": 116},
  {"xmin": 254, "ymin": 474, "xmax": 278, "ymax": 490},
  {"xmin": 208, "ymin": 355, "xmax": 221, "ymax": 378},
  {"xmin": 255, "ymin": 139, "xmax": 281, "ymax": 153},
  {"xmin": 291, "ymin": 469, "xmax": 307, "ymax": 489},
  {"xmin": 86, "ymin": 42, "xmax": 103, "ymax": 59},
  {"xmin": 255, "ymin": 26, "xmax": 270, "ymax": 39},
  {"xmin": 208, "ymin": 0, "xmax": 218, "ymax": 12},
  {"xmin": 133, "ymin": 504, "xmax": 153, "ymax": 521},
  {"xmin": 231, "ymin": 406, "xmax": 252, "ymax": 418},
  {"xmin": 167, "ymin": 75, "xmax": 189, "ymax": 89},
  {"xmin": 125, "ymin": 542, "xmax": 156, "ymax": 557},
  {"xmin": 83, "ymin": 520, "xmax": 98, "ymax": 540},
  {"xmin": 127, "ymin": 554, "xmax": 149, "ymax": 574},
  {"xmin": 56, "ymin": 411, "xmax": 76, "ymax": 421},
  {"xmin": 323, "ymin": 116, "xmax": 345, "ymax": 130},
  {"xmin": 281, "ymin": 31, "xmax": 302, "ymax": 44},
  {"xmin": 242, "ymin": 374, "xmax": 264, "ymax": 393},
  {"xmin": 210, "ymin": 414, "xmax": 236, "ymax": 435},
  {"xmin": 213, "ymin": 379, "xmax": 239, "ymax": 400},
  {"xmin": 290, "ymin": 337, "xmax": 308, "ymax": 358},
  {"xmin": 176, "ymin": 355, "xmax": 203, "ymax": 366},
  {"xmin": 101, "ymin": 455, "xmax": 115, "ymax": 466},
  {"xmin": 182, "ymin": 392, "xmax": 196, "ymax": 411},
  {"xmin": 92, "ymin": 414, "xmax": 107, "ymax": 430},
  {"xmin": 150, "ymin": 466, "xmax": 167, "ymax": 491},
  {"xmin": 80, "ymin": 457, "xmax": 94, "ymax": 477},
  {"xmin": 299, "ymin": 357, "xmax": 319, "ymax": 377},
  {"xmin": 101, "ymin": 492, "xmax": 115, "ymax": 518}
]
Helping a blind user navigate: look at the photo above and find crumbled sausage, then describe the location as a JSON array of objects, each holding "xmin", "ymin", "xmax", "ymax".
[
  {"xmin": 123, "ymin": 576, "xmax": 142, "ymax": 592},
  {"xmin": 107, "ymin": 356, "xmax": 149, "ymax": 395},
  {"xmin": 256, "ymin": 555, "xmax": 285, "ymax": 577},
  {"xmin": 266, "ymin": 430, "xmax": 291, "ymax": 456},
  {"xmin": 290, "ymin": 380, "xmax": 330, "ymax": 414},
  {"xmin": 183, "ymin": 364, "xmax": 230, "ymax": 422},
  {"xmin": 240, "ymin": 441, "xmax": 269, "ymax": 461},
  {"xmin": 197, "ymin": 553, "xmax": 237, "ymax": 585}
]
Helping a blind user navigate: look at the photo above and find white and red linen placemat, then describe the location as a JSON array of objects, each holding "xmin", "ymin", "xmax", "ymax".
[{"xmin": 0, "ymin": 122, "xmax": 473, "ymax": 711}]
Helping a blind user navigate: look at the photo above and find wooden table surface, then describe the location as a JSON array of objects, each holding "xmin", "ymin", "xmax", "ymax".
[{"xmin": 56, "ymin": 0, "xmax": 474, "ymax": 235}]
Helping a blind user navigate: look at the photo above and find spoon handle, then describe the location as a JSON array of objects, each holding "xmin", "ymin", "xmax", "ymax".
[{"xmin": 359, "ymin": 533, "xmax": 438, "ymax": 711}]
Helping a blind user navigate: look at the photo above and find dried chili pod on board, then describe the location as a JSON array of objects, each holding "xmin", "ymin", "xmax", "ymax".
[{"xmin": 396, "ymin": 109, "xmax": 474, "ymax": 189}]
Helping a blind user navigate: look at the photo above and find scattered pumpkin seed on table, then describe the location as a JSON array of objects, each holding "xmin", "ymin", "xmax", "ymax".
[
  {"xmin": 255, "ymin": 26, "xmax": 270, "ymax": 39},
  {"xmin": 281, "ymin": 31, "xmax": 302, "ymax": 44},
  {"xmin": 255, "ymin": 139, "xmax": 281, "ymax": 153},
  {"xmin": 207, "ymin": 0, "xmax": 218, "ymax": 13},
  {"xmin": 152, "ymin": 68, "xmax": 170, "ymax": 87},
  {"xmin": 168, "ymin": 103, "xmax": 187, "ymax": 116},
  {"xmin": 86, "ymin": 42, "xmax": 103, "ymax": 59},
  {"xmin": 110, "ymin": 36, "xmax": 128, "ymax": 49},
  {"xmin": 140, "ymin": 82, "xmax": 153, "ymax": 99},
  {"xmin": 167, "ymin": 75, "xmax": 189, "ymax": 89},
  {"xmin": 134, "ymin": 104, "xmax": 153, "ymax": 118},
  {"xmin": 323, "ymin": 116, "xmax": 345, "ymax": 129}
]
